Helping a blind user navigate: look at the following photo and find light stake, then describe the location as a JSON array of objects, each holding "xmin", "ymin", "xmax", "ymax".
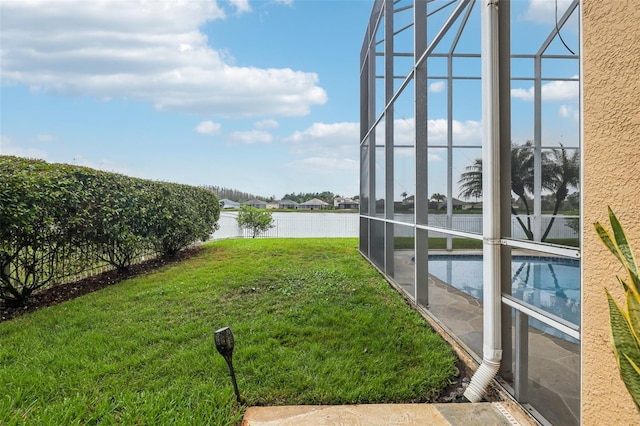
[{"xmin": 214, "ymin": 326, "xmax": 242, "ymax": 403}]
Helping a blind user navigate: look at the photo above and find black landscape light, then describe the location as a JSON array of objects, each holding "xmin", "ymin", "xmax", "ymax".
[{"xmin": 214, "ymin": 326, "xmax": 242, "ymax": 403}]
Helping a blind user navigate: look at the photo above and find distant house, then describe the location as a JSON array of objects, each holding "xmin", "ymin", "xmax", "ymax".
[
  {"xmin": 451, "ymin": 198, "xmax": 465, "ymax": 210},
  {"xmin": 462, "ymin": 201, "xmax": 482, "ymax": 210},
  {"xmin": 298, "ymin": 198, "xmax": 329, "ymax": 210},
  {"xmin": 244, "ymin": 199, "xmax": 267, "ymax": 209},
  {"xmin": 278, "ymin": 199, "xmax": 299, "ymax": 209},
  {"xmin": 429, "ymin": 197, "xmax": 466, "ymax": 210},
  {"xmin": 219, "ymin": 198, "xmax": 240, "ymax": 209},
  {"xmin": 403, "ymin": 195, "xmax": 415, "ymax": 206},
  {"xmin": 334, "ymin": 197, "xmax": 359, "ymax": 210},
  {"xmin": 266, "ymin": 201, "xmax": 279, "ymax": 209}
]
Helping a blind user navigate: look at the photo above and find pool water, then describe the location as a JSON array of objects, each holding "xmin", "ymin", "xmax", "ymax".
[{"xmin": 428, "ymin": 255, "xmax": 580, "ymax": 330}]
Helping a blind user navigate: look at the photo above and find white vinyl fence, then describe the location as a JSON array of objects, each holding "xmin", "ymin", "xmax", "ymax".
[
  {"xmin": 211, "ymin": 212, "xmax": 359, "ymax": 240},
  {"xmin": 211, "ymin": 212, "xmax": 579, "ymax": 241}
]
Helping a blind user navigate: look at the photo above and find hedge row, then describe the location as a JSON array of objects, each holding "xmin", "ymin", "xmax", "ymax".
[{"xmin": 0, "ymin": 155, "xmax": 220, "ymax": 304}]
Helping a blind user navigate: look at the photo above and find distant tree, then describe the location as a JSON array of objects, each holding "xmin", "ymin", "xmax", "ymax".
[
  {"xmin": 541, "ymin": 146, "xmax": 580, "ymax": 241},
  {"xmin": 316, "ymin": 191, "xmax": 336, "ymax": 204},
  {"xmin": 565, "ymin": 191, "xmax": 580, "ymax": 210},
  {"xmin": 282, "ymin": 192, "xmax": 304, "ymax": 203},
  {"xmin": 203, "ymin": 185, "xmax": 267, "ymax": 203},
  {"xmin": 430, "ymin": 193, "xmax": 446, "ymax": 203},
  {"xmin": 563, "ymin": 209, "xmax": 580, "ymax": 234},
  {"xmin": 457, "ymin": 158, "xmax": 484, "ymax": 201},
  {"xmin": 458, "ymin": 142, "xmax": 541, "ymax": 239},
  {"xmin": 237, "ymin": 206, "xmax": 274, "ymax": 238},
  {"xmin": 282, "ymin": 191, "xmax": 336, "ymax": 204},
  {"xmin": 457, "ymin": 141, "xmax": 578, "ymax": 242},
  {"xmin": 401, "ymin": 191, "xmax": 408, "ymax": 200}
]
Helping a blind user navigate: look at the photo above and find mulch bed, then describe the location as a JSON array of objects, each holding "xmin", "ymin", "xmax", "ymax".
[{"xmin": 0, "ymin": 247, "xmax": 201, "ymax": 323}]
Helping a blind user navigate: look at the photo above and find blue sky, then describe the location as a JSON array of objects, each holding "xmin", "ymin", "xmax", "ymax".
[{"xmin": 0, "ymin": 0, "xmax": 579, "ymax": 200}]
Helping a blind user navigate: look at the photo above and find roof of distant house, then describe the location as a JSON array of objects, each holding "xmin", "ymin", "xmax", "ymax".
[
  {"xmin": 245, "ymin": 198, "xmax": 267, "ymax": 205},
  {"xmin": 299, "ymin": 198, "xmax": 329, "ymax": 206},
  {"xmin": 219, "ymin": 198, "xmax": 240, "ymax": 208}
]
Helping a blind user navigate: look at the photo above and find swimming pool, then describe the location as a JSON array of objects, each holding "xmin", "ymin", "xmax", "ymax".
[{"xmin": 428, "ymin": 254, "xmax": 580, "ymax": 330}]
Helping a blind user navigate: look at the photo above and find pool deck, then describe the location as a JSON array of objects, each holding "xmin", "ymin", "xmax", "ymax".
[
  {"xmin": 392, "ymin": 250, "xmax": 580, "ymax": 425},
  {"xmin": 242, "ymin": 401, "xmax": 533, "ymax": 425}
]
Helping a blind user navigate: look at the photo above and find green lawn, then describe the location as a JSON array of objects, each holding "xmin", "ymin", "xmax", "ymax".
[{"xmin": 0, "ymin": 238, "xmax": 457, "ymax": 425}]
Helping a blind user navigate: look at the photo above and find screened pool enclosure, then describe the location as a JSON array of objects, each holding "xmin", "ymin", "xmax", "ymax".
[{"xmin": 359, "ymin": 1, "xmax": 580, "ymax": 425}]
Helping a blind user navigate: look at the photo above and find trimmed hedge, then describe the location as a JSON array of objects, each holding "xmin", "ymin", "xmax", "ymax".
[{"xmin": 0, "ymin": 155, "xmax": 220, "ymax": 304}]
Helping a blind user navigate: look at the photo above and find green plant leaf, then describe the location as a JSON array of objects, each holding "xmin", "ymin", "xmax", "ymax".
[
  {"xmin": 631, "ymin": 273, "xmax": 640, "ymax": 302},
  {"xmin": 622, "ymin": 353, "xmax": 640, "ymax": 411},
  {"xmin": 596, "ymin": 210, "xmax": 640, "ymax": 297},
  {"xmin": 595, "ymin": 220, "xmax": 625, "ymax": 265},
  {"xmin": 628, "ymin": 290, "xmax": 640, "ymax": 342},
  {"xmin": 609, "ymin": 207, "xmax": 640, "ymax": 292},
  {"xmin": 626, "ymin": 353, "xmax": 640, "ymax": 377},
  {"xmin": 607, "ymin": 290, "xmax": 640, "ymax": 412},
  {"xmin": 618, "ymin": 276, "xmax": 631, "ymax": 293},
  {"xmin": 607, "ymin": 290, "xmax": 640, "ymax": 367}
]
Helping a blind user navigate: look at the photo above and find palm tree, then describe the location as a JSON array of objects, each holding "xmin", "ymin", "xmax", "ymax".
[
  {"xmin": 458, "ymin": 143, "xmax": 538, "ymax": 239},
  {"xmin": 509, "ymin": 142, "xmax": 543, "ymax": 240},
  {"xmin": 430, "ymin": 193, "xmax": 447, "ymax": 203},
  {"xmin": 540, "ymin": 146, "xmax": 580, "ymax": 241},
  {"xmin": 457, "ymin": 141, "xmax": 573, "ymax": 242},
  {"xmin": 458, "ymin": 159, "xmax": 483, "ymax": 201},
  {"xmin": 428, "ymin": 192, "xmax": 446, "ymax": 210}
]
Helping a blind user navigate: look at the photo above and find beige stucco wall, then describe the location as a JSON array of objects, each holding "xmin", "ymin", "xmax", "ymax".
[{"xmin": 582, "ymin": 0, "xmax": 640, "ymax": 424}]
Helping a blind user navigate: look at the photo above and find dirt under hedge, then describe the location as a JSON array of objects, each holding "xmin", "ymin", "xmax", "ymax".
[{"xmin": 0, "ymin": 246, "xmax": 201, "ymax": 323}]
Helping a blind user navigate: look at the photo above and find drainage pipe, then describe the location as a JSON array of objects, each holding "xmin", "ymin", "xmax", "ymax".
[{"xmin": 464, "ymin": 0, "xmax": 503, "ymax": 403}]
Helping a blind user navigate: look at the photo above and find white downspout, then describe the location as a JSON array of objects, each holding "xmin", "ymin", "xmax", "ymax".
[{"xmin": 464, "ymin": 0, "xmax": 503, "ymax": 402}]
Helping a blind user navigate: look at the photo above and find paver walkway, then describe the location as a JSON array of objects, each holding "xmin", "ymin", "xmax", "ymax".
[{"xmin": 242, "ymin": 402, "xmax": 531, "ymax": 425}]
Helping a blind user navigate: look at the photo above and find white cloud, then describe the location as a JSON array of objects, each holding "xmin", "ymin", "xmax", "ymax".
[
  {"xmin": 272, "ymin": 0, "xmax": 294, "ymax": 6},
  {"xmin": 284, "ymin": 122, "xmax": 358, "ymax": 158},
  {"xmin": 284, "ymin": 156, "xmax": 359, "ymax": 196},
  {"xmin": 254, "ymin": 119, "xmax": 279, "ymax": 129},
  {"xmin": 195, "ymin": 120, "xmax": 222, "ymax": 135},
  {"xmin": 1, "ymin": 0, "xmax": 327, "ymax": 117},
  {"xmin": 559, "ymin": 104, "xmax": 579, "ymax": 122},
  {"xmin": 429, "ymin": 81, "xmax": 445, "ymax": 93},
  {"xmin": 283, "ymin": 118, "xmax": 477, "ymax": 182},
  {"xmin": 511, "ymin": 76, "xmax": 579, "ymax": 102},
  {"xmin": 521, "ymin": 0, "xmax": 574, "ymax": 23},
  {"xmin": 283, "ymin": 122, "xmax": 358, "ymax": 190},
  {"xmin": 511, "ymin": 88, "xmax": 532, "ymax": 101},
  {"xmin": 286, "ymin": 157, "xmax": 358, "ymax": 173},
  {"xmin": 559, "ymin": 105, "xmax": 570, "ymax": 117},
  {"xmin": 229, "ymin": 130, "xmax": 272, "ymax": 144},
  {"xmin": 0, "ymin": 135, "xmax": 48, "ymax": 159},
  {"xmin": 428, "ymin": 150, "xmax": 445, "ymax": 162},
  {"xmin": 36, "ymin": 134, "xmax": 57, "ymax": 142},
  {"xmin": 229, "ymin": 0, "xmax": 251, "ymax": 14},
  {"xmin": 382, "ymin": 118, "xmax": 482, "ymax": 145}
]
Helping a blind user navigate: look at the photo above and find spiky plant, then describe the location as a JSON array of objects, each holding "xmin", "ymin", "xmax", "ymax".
[{"xmin": 595, "ymin": 207, "xmax": 640, "ymax": 411}]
